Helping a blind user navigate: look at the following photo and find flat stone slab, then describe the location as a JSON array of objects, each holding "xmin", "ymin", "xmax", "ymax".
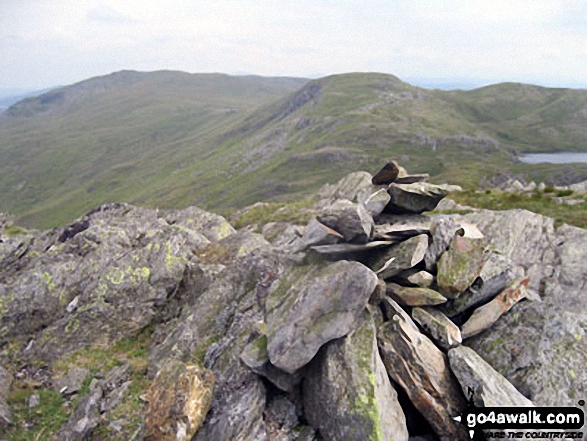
[
  {"xmin": 387, "ymin": 283, "xmax": 447, "ymax": 307},
  {"xmin": 310, "ymin": 240, "xmax": 393, "ymax": 255},
  {"xmin": 412, "ymin": 307, "xmax": 462, "ymax": 350},
  {"xmin": 385, "ymin": 182, "xmax": 449, "ymax": 214}
]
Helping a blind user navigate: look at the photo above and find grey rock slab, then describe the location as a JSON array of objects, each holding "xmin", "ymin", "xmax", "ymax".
[
  {"xmin": 461, "ymin": 277, "xmax": 529, "ymax": 339},
  {"xmin": 448, "ymin": 345, "xmax": 533, "ymax": 407},
  {"xmin": 370, "ymin": 234, "xmax": 429, "ymax": 279},
  {"xmin": 266, "ymin": 260, "xmax": 378, "ymax": 374},
  {"xmin": 387, "ymin": 283, "xmax": 447, "ymax": 307},
  {"xmin": 412, "ymin": 307, "xmax": 462, "ymax": 350},
  {"xmin": 299, "ymin": 218, "xmax": 343, "ymax": 250},
  {"xmin": 317, "ymin": 199, "xmax": 374, "ymax": 244},
  {"xmin": 310, "ymin": 240, "xmax": 393, "ymax": 255},
  {"xmin": 161, "ymin": 206, "xmax": 236, "ymax": 242},
  {"xmin": 360, "ymin": 188, "xmax": 391, "ymax": 217},
  {"xmin": 304, "ymin": 311, "xmax": 408, "ymax": 441},
  {"xmin": 436, "ymin": 235, "xmax": 486, "ymax": 299},
  {"xmin": 394, "ymin": 173, "xmax": 429, "ymax": 184},
  {"xmin": 441, "ymin": 252, "xmax": 522, "ymax": 318},
  {"xmin": 385, "ymin": 182, "xmax": 449, "ymax": 214},
  {"xmin": 378, "ymin": 317, "xmax": 468, "ymax": 440},
  {"xmin": 373, "ymin": 222, "xmax": 430, "ymax": 242}
]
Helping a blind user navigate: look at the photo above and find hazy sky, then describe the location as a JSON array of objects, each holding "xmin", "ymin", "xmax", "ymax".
[{"xmin": 1, "ymin": 0, "xmax": 586, "ymax": 90}]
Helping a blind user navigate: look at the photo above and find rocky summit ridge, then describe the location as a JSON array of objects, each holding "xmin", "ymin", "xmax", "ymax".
[{"xmin": 0, "ymin": 162, "xmax": 585, "ymax": 440}]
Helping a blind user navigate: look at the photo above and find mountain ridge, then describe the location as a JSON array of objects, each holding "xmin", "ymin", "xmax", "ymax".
[{"xmin": 1, "ymin": 70, "xmax": 587, "ymax": 229}]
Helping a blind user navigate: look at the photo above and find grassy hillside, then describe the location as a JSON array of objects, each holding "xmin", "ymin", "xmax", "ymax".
[{"xmin": 1, "ymin": 71, "xmax": 587, "ymax": 229}]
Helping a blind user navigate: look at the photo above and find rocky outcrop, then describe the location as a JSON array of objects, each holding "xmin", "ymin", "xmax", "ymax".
[{"xmin": 1, "ymin": 162, "xmax": 585, "ymax": 440}]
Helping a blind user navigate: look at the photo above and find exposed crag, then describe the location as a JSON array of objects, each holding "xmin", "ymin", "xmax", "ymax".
[{"xmin": 0, "ymin": 162, "xmax": 585, "ymax": 440}]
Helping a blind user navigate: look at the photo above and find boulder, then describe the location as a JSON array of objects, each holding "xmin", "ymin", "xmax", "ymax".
[
  {"xmin": 373, "ymin": 220, "xmax": 430, "ymax": 242},
  {"xmin": 378, "ymin": 317, "xmax": 468, "ymax": 440},
  {"xmin": 448, "ymin": 345, "xmax": 533, "ymax": 407},
  {"xmin": 461, "ymin": 277, "xmax": 529, "ymax": 339},
  {"xmin": 144, "ymin": 360, "xmax": 214, "ymax": 441},
  {"xmin": 436, "ymin": 235, "xmax": 485, "ymax": 298},
  {"xmin": 372, "ymin": 160, "xmax": 401, "ymax": 185},
  {"xmin": 314, "ymin": 172, "xmax": 374, "ymax": 209},
  {"xmin": 266, "ymin": 261, "xmax": 377, "ymax": 373},
  {"xmin": 317, "ymin": 200, "xmax": 374, "ymax": 243},
  {"xmin": 412, "ymin": 307, "xmax": 462, "ymax": 350},
  {"xmin": 385, "ymin": 183, "xmax": 449, "ymax": 214},
  {"xmin": 299, "ymin": 219, "xmax": 343, "ymax": 250},
  {"xmin": 161, "ymin": 206, "xmax": 236, "ymax": 242},
  {"xmin": 387, "ymin": 283, "xmax": 447, "ymax": 307},
  {"xmin": 304, "ymin": 311, "xmax": 408, "ymax": 441},
  {"xmin": 369, "ymin": 234, "xmax": 428, "ymax": 279}
]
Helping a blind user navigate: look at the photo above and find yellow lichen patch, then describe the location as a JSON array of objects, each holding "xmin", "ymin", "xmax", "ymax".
[
  {"xmin": 144, "ymin": 361, "xmax": 214, "ymax": 441},
  {"xmin": 210, "ymin": 221, "xmax": 233, "ymax": 241},
  {"xmin": 41, "ymin": 271, "xmax": 56, "ymax": 291}
]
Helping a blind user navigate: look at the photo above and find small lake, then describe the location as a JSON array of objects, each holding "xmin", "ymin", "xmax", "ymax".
[{"xmin": 519, "ymin": 152, "xmax": 587, "ymax": 164}]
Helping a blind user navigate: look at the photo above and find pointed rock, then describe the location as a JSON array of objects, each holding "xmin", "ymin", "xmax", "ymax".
[
  {"xmin": 461, "ymin": 277, "xmax": 529, "ymax": 339},
  {"xmin": 304, "ymin": 311, "xmax": 408, "ymax": 441},
  {"xmin": 317, "ymin": 200, "xmax": 374, "ymax": 243},
  {"xmin": 448, "ymin": 345, "xmax": 533, "ymax": 407},
  {"xmin": 406, "ymin": 270, "xmax": 434, "ymax": 288},
  {"xmin": 266, "ymin": 261, "xmax": 378, "ymax": 373},
  {"xmin": 380, "ymin": 296, "xmax": 418, "ymax": 330},
  {"xmin": 372, "ymin": 160, "xmax": 401, "ymax": 185},
  {"xmin": 314, "ymin": 172, "xmax": 374, "ymax": 210},
  {"xmin": 378, "ymin": 317, "xmax": 468, "ymax": 440},
  {"xmin": 369, "ymin": 234, "xmax": 429, "ymax": 279},
  {"xmin": 437, "ymin": 235, "xmax": 486, "ymax": 298},
  {"xmin": 385, "ymin": 182, "xmax": 449, "ymax": 214},
  {"xmin": 412, "ymin": 307, "xmax": 462, "ymax": 350},
  {"xmin": 387, "ymin": 283, "xmax": 447, "ymax": 306}
]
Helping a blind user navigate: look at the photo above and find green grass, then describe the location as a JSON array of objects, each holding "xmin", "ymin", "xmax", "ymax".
[
  {"xmin": 232, "ymin": 199, "xmax": 316, "ymax": 229},
  {"xmin": 4, "ymin": 327, "xmax": 154, "ymax": 440},
  {"xmin": 451, "ymin": 189, "xmax": 587, "ymax": 228},
  {"xmin": 1, "ymin": 71, "xmax": 587, "ymax": 230}
]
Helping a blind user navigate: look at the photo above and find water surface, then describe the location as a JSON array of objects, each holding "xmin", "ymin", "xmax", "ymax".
[{"xmin": 519, "ymin": 152, "xmax": 587, "ymax": 164}]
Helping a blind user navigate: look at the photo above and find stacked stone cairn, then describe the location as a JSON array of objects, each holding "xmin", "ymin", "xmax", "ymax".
[{"xmin": 284, "ymin": 160, "xmax": 536, "ymax": 440}]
